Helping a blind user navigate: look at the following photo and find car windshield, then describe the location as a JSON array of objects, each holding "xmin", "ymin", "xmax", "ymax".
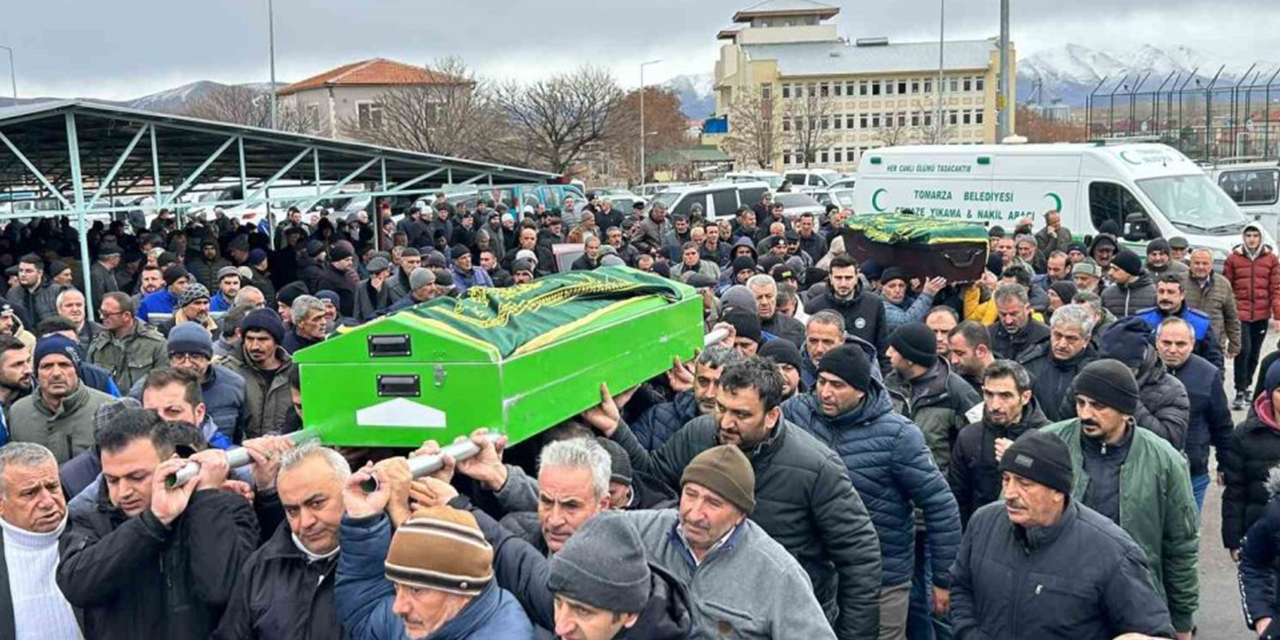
[
  {"xmin": 775, "ymin": 193, "xmax": 821, "ymax": 208},
  {"xmin": 1136, "ymin": 174, "xmax": 1248, "ymax": 233}
]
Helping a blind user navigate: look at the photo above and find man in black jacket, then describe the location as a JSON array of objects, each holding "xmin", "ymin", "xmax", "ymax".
[
  {"xmin": 215, "ymin": 441, "xmax": 350, "ymax": 640},
  {"xmin": 586, "ymin": 357, "xmax": 883, "ymax": 640},
  {"xmin": 950, "ymin": 430, "xmax": 1176, "ymax": 640},
  {"xmin": 1017, "ymin": 303, "xmax": 1097, "ymax": 422},
  {"xmin": 990, "ymin": 283, "xmax": 1049, "ymax": 360},
  {"xmin": 57, "ymin": 408, "xmax": 259, "ymax": 640},
  {"xmin": 1156, "ymin": 317, "xmax": 1233, "ymax": 516},
  {"xmin": 803, "ymin": 254, "xmax": 888, "ymax": 365},
  {"xmin": 948, "ymin": 360, "xmax": 1050, "ymax": 527},
  {"xmin": 314, "ymin": 245, "xmax": 357, "ymax": 320}
]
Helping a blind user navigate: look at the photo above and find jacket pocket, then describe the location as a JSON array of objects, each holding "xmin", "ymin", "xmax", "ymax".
[
  {"xmin": 698, "ymin": 599, "xmax": 770, "ymax": 639},
  {"xmin": 1026, "ymin": 572, "xmax": 1099, "ymax": 634}
]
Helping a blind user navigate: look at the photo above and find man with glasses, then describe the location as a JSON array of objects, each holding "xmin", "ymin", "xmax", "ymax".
[
  {"xmin": 87, "ymin": 292, "xmax": 168, "ymax": 393},
  {"xmin": 126, "ymin": 323, "xmax": 247, "ymax": 445}
]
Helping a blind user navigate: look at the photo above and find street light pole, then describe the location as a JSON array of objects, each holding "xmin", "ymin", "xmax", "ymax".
[
  {"xmin": 268, "ymin": 0, "xmax": 278, "ymax": 130},
  {"xmin": 639, "ymin": 59, "xmax": 662, "ymax": 186},
  {"xmin": 936, "ymin": 0, "xmax": 944, "ymax": 143},
  {"xmin": 0, "ymin": 46, "xmax": 16, "ymax": 106},
  {"xmin": 999, "ymin": 0, "xmax": 1012, "ymax": 141}
]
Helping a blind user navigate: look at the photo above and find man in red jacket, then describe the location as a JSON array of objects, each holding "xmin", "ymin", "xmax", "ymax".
[{"xmin": 1224, "ymin": 223, "xmax": 1280, "ymax": 409}]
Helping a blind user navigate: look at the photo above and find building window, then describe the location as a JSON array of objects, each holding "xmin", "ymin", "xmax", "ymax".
[
  {"xmin": 833, "ymin": 82, "xmax": 843, "ymax": 97},
  {"xmin": 949, "ymin": 111, "xmax": 958, "ymax": 126},
  {"xmin": 860, "ymin": 114, "xmax": 869, "ymax": 128},
  {"xmin": 924, "ymin": 78, "xmax": 933, "ymax": 93},
  {"xmin": 963, "ymin": 77, "xmax": 973, "ymax": 92},
  {"xmin": 833, "ymin": 115, "xmax": 843, "ymax": 130},
  {"xmin": 782, "ymin": 84, "xmax": 791, "ymax": 98},
  {"xmin": 975, "ymin": 110, "xmax": 985, "ymax": 125},
  {"xmin": 845, "ymin": 81, "xmax": 856, "ymax": 95},
  {"xmin": 782, "ymin": 117, "xmax": 791, "ymax": 132},
  {"xmin": 924, "ymin": 113, "xmax": 933, "ymax": 127},
  {"xmin": 911, "ymin": 80, "xmax": 920, "ymax": 94},
  {"xmin": 761, "ymin": 84, "xmax": 772, "ymax": 100},
  {"xmin": 820, "ymin": 150, "xmax": 829, "ymax": 163},
  {"xmin": 885, "ymin": 80, "xmax": 895, "ymax": 95},
  {"xmin": 846, "ymin": 115, "xmax": 856, "ymax": 129},
  {"xmin": 872, "ymin": 81, "xmax": 882, "ymax": 96},
  {"xmin": 898, "ymin": 113, "xmax": 907, "ymax": 127},
  {"xmin": 963, "ymin": 111, "xmax": 972, "ymax": 125},
  {"xmin": 859, "ymin": 81, "xmax": 869, "ymax": 96},
  {"xmin": 898, "ymin": 81, "xmax": 908, "ymax": 95},
  {"xmin": 809, "ymin": 83, "xmax": 818, "ymax": 98},
  {"xmin": 357, "ymin": 102, "xmax": 383, "ymax": 130},
  {"xmin": 975, "ymin": 77, "xmax": 985, "ymax": 92},
  {"xmin": 950, "ymin": 77, "xmax": 959, "ymax": 92},
  {"xmin": 820, "ymin": 82, "xmax": 830, "ymax": 97},
  {"xmin": 871, "ymin": 114, "xmax": 881, "ymax": 128},
  {"xmin": 820, "ymin": 116, "xmax": 830, "ymax": 130},
  {"xmin": 304, "ymin": 103, "xmax": 320, "ymax": 131},
  {"xmin": 911, "ymin": 113, "xmax": 921, "ymax": 127}
]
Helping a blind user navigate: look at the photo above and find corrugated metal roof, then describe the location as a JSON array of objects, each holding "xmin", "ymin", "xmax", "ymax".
[
  {"xmin": 743, "ymin": 39, "xmax": 997, "ymax": 76},
  {"xmin": 734, "ymin": 0, "xmax": 839, "ymax": 22}
]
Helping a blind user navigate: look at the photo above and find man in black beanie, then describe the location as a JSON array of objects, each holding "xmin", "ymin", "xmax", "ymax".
[
  {"xmin": 1093, "ymin": 316, "xmax": 1190, "ymax": 450},
  {"xmin": 758, "ymin": 338, "xmax": 805, "ymax": 398},
  {"xmin": 1043, "ymin": 359, "xmax": 1199, "ymax": 637},
  {"xmin": 722, "ymin": 307, "xmax": 762, "ymax": 357},
  {"xmin": 950, "ymin": 429, "xmax": 1176, "ymax": 640},
  {"xmin": 783, "ymin": 344, "xmax": 961, "ymax": 640},
  {"xmin": 1102, "ymin": 248, "xmax": 1156, "ymax": 317},
  {"xmin": 886, "ymin": 322, "xmax": 981, "ymax": 473}
]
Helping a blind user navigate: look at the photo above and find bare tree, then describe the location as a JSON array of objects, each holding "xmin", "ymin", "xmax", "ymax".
[
  {"xmin": 607, "ymin": 86, "xmax": 693, "ymax": 183},
  {"xmin": 491, "ymin": 66, "xmax": 624, "ymax": 175},
  {"xmin": 910, "ymin": 97, "xmax": 957, "ymax": 144},
  {"xmin": 184, "ymin": 84, "xmax": 316, "ymax": 133},
  {"xmin": 339, "ymin": 57, "xmax": 502, "ymax": 158},
  {"xmin": 785, "ymin": 86, "xmax": 837, "ymax": 168},
  {"xmin": 871, "ymin": 111, "xmax": 914, "ymax": 147},
  {"xmin": 722, "ymin": 86, "xmax": 781, "ymax": 170}
]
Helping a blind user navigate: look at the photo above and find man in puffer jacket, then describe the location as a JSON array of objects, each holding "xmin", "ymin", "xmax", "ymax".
[
  {"xmin": 1101, "ymin": 248, "xmax": 1157, "ymax": 318},
  {"xmin": 783, "ymin": 345, "xmax": 961, "ymax": 640},
  {"xmin": 631, "ymin": 345, "xmax": 741, "ymax": 450},
  {"xmin": 1225, "ymin": 222, "xmax": 1280, "ymax": 409},
  {"xmin": 1224, "ymin": 360, "xmax": 1280, "ymax": 559},
  {"xmin": 1067, "ymin": 316, "xmax": 1191, "ymax": 450},
  {"xmin": 1238, "ymin": 463, "xmax": 1280, "ymax": 638}
]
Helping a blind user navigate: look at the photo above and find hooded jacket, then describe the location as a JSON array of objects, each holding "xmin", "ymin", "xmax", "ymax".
[
  {"xmin": 1102, "ymin": 272, "xmax": 1157, "ymax": 318},
  {"xmin": 1043, "ymin": 418, "xmax": 1200, "ymax": 633},
  {"xmin": 947, "ymin": 399, "xmax": 1051, "ymax": 527},
  {"xmin": 782, "ymin": 381, "xmax": 961, "ymax": 590},
  {"xmin": 1017, "ymin": 341, "xmax": 1097, "ymax": 422},
  {"xmin": 1224, "ymin": 222, "xmax": 1280, "ymax": 322},
  {"xmin": 57, "ymin": 482, "xmax": 260, "ymax": 640},
  {"xmin": 949, "ymin": 500, "xmax": 1176, "ymax": 640},
  {"xmin": 1237, "ymin": 467, "xmax": 1280, "ymax": 634},
  {"xmin": 1223, "ymin": 393, "xmax": 1280, "ymax": 550},
  {"xmin": 802, "ymin": 281, "xmax": 889, "ymax": 363},
  {"xmin": 610, "ymin": 414, "xmax": 882, "ymax": 639},
  {"xmin": 883, "ymin": 359, "xmax": 981, "ymax": 474},
  {"xmin": 335, "ymin": 514, "xmax": 533, "ymax": 640}
]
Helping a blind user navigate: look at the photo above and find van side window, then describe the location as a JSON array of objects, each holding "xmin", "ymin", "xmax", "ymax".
[
  {"xmin": 672, "ymin": 193, "xmax": 704, "ymax": 218},
  {"xmin": 739, "ymin": 188, "xmax": 767, "ymax": 207},
  {"xmin": 785, "ymin": 173, "xmax": 804, "ymax": 185},
  {"xmin": 711, "ymin": 189, "xmax": 738, "ymax": 218},
  {"xmin": 1219, "ymin": 169, "xmax": 1279, "ymax": 205},
  {"xmin": 1089, "ymin": 182, "xmax": 1147, "ymax": 233}
]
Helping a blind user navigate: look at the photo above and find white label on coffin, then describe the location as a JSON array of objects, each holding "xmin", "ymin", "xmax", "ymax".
[{"xmin": 356, "ymin": 398, "xmax": 447, "ymax": 428}]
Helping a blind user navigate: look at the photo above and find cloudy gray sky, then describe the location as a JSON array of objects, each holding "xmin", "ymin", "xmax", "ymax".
[{"xmin": 2, "ymin": 0, "xmax": 1274, "ymax": 100}]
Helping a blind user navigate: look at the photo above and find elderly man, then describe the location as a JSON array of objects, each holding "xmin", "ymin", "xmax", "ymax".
[
  {"xmin": 1043, "ymin": 360, "xmax": 1199, "ymax": 639},
  {"xmin": 632, "ymin": 345, "xmax": 742, "ymax": 451},
  {"xmin": 746, "ymin": 274, "xmax": 805, "ymax": 346},
  {"xmin": 990, "ymin": 283, "xmax": 1049, "ymax": 360},
  {"xmin": 949, "ymin": 430, "xmax": 1176, "ymax": 639},
  {"xmin": 336, "ymin": 477, "xmax": 532, "ymax": 638},
  {"xmin": 9, "ymin": 335, "xmax": 113, "ymax": 463},
  {"xmin": 784, "ymin": 345, "xmax": 961, "ymax": 640},
  {"xmin": 1183, "ymin": 247, "xmax": 1241, "ymax": 357},
  {"xmin": 1017, "ymin": 304, "xmax": 1098, "ymax": 422},
  {"xmin": 801, "ymin": 310, "xmax": 847, "ymax": 388},
  {"xmin": 1035, "ymin": 210, "xmax": 1074, "ymax": 257},
  {"xmin": 227, "ymin": 309, "xmax": 298, "ymax": 439},
  {"xmin": 215, "ymin": 442, "xmax": 351, "ymax": 640},
  {"xmin": 283, "ymin": 295, "xmax": 327, "ymax": 354},
  {"xmin": 137, "ymin": 264, "xmax": 190, "ymax": 323},
  {"xmin": 672, "ymin": 241, "xmax": 720, "ymax": 282},
  {"xmin": 1155, "ymin": 318, "xmax": 1232, "ymax": 516},
  {"xmin": 58, "ymin": 407, "xmax": 259, "ymax": 640},
  {"xmin": 1072, "ymin": 260, "xmax": 1104, "ymax": 296},
  {"xmin": 168, "ymin": 282, "xmax": 217, "ymax": 334},
  {"xmin": 1102, "ymin": 249, "xmax": 1157, "ymax": 318},
  {"xmin": 948, "ymin": 321, "xmax": 996, "ymax": 395},
  {"xmin": 0, "ymin": 442, "xmax": 81, "ymax": 639},
  {"xmin": 593, "ymin": 357, "xmax": 883, "ymax": 639},
  {"xmin": 210, "ymin": 266, "xmax": 242, "ymax": 312},
  {"xmin": 385, "ymin": 248, "xmax": 421, "ymax": 302},
  {"xmin": 1135, "ymin": 274, "xmax": 1224, "ymax": 369},
  {"xmin": 386, "ymin": 268, "xmax": 438, "ymax": 314},
  {"xmin": 88, "ymin": 292, "xmax": 168, "ymax": 392},
  {"xmin": 57, "ymin": 288, "xmax": 102, "ymax": 346},
  {"xmin": 948, "ymin": 360, "xmax": 1050, "ymax": 527}
]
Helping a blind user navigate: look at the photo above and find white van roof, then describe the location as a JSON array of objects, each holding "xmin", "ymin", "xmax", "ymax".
[{"xmin": 860, "ymin": 143, "xmax": 1205, "ymax": 182}]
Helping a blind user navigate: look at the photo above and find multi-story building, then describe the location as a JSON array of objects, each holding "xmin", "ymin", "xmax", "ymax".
[{"xmin": 711, "ymin": 0, "xmax": 1015, "ymax": 173}]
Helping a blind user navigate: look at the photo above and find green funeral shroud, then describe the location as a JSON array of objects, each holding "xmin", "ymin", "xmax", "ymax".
[
  {"xmin": 292, "ymin": 266, "xmax": 704, "ymax": 448},
  {"xmin": 844, "ymin": 212, "xmax": 990, "ymax": 245}
]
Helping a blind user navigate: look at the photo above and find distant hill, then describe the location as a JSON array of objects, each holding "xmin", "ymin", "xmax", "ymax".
[
  {"xmin": 0, "ymin": 81, "xmax": 284, "ymax": 115},
  {"xmin": 664, "ymin": 73, "xmax": 716, "ymax": 120}
]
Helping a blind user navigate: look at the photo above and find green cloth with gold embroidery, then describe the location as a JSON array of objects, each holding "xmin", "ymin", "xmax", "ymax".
[{"xmin": 844, "ymin": 212, "xmax": 989, "ymax": 245}]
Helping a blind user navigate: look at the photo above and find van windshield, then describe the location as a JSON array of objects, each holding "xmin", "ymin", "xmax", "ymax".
[{"xmin": 1137, "ymin": 174, "xmax": 1248, "ymax": 233}]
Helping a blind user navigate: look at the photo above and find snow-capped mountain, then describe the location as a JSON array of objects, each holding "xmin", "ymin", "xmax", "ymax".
[
  {"xmin": 2, "ymin": 81, "xmax": 284, "ymax": 115},
  {"xmin": 1018, "ymin": 44, "xmax": 1273, "ymax": 107},
  {"xmin": 664, "ymin": 73, "xmax": 716, "ymax": 120}
]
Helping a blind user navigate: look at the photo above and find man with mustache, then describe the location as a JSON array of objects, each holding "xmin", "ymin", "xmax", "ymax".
[
  {"xmin": 226, "ymin": 309, "xmax": 298, "ymax": 439},
  {"xmin": 949, "ymin": 430, "xmax": 1176, "ymax": 639},
  {"xmin": 8, "ymin": 335, "xmax": 113, "ymax": 463},
  {"xmin": 1017, "ymin": 304, "xmax": 1098, "ymax": 422},
  {"xmin": 631, "ymin": 346, "xmax": 743, "ymax": 451},
  {"xmin": 1044, "ymin": 359, "xmax": 1200, "ymax": 640},
  {"xmin": 0, "ymin": 442, "xmax": 81, "ymax": 639}
]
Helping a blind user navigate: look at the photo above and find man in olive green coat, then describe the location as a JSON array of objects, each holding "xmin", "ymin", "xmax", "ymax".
[
  {"xmin": 1043, "ymin": 358, "xmax": 1199, "ymax": 639},
  {"xmin": 86, "ymin": 292, "xmax": 168, "ymax": 392},
  {"xmin": 8, "ymin": 335, "xmax": 113, "ymax": 462}
]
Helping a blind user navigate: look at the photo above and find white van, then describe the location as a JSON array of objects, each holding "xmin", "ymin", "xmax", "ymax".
[
  {"xmin": 784, "ymin": 169, "xmax": 842, "ymax": 190},
  {"xmin": 1206, "ymin": 161, "xmax": 1280, "ymax": 237},
  {"xmin": 646, "ymin": 181, "xmax": 770, "ymax": 221},
  {"xmin": 854, "ymin": 143, "xmax": 1259, "ymax": 260}
]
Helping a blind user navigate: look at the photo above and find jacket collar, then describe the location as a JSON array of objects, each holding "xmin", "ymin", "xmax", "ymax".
[
  {"xmin": 429, "ymin": 581, "xmax": 505, "ymax": 639},
  {"xmin": 34, "ymin": 382, "xmax": 89, "ymax": 417},
  {"xmin": 1015, "ymin": 500, "xmax": 1078, "ymax": 551}
]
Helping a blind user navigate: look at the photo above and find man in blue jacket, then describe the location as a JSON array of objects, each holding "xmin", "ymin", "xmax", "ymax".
[
  {"xmin": 336, "ymin": 470, "xmax": 532, "ymax": 640},
  {"xmin": 136, "ymin": 264, "xmax": 190, "ymax": 324},
  {"xmin": 1135, "ymin": 274, "xmax": 1224, "ymax": 369},
  {"xmin": 783, "ymin": 344, "xmax": 962, "ymax": 640}
]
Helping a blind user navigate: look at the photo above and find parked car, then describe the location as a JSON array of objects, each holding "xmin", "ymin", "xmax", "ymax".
[
  {"xmin": 783, "ymin": 169, "xmax": 842, "ymax": 191},
  {"xmin": 725, "ymin": 170, "xmax": 784, "ymax": 190},
  {"xmin": 773, "ymin": 192, "xmax": 825, "ymax": 220},
  {"xmin": 645, "ymin": 181, "xmax": 770, "ymax": 221}
]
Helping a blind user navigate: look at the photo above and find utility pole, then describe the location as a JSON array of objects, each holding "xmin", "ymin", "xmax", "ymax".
[
  {"xmin": 999, "ymin": 0, "xmax": 1012, "ymax": 141},
  {"xmin": 639, "ymin": 59, "xmax": 662, "ymax": 186},
  {"xmin": 935, "ymin": 0, "xmax": 945, "ymax": 143},
  {"xmin": 0, "ymin": 46, "xmax": 16, "ymax": 106},
  {"xmin": 268, "ymin": 0, "xmax": 278, "ymax": 130}
]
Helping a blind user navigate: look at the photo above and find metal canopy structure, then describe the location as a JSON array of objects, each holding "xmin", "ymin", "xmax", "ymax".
[{"xmin": 0, "ymin": 100, "xmax": 558, "ymax": 313}]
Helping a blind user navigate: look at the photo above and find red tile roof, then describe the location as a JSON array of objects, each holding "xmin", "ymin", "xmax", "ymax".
[{"xmin": 277, "ymin": 58, "xmax": 463, "ymax": 96}]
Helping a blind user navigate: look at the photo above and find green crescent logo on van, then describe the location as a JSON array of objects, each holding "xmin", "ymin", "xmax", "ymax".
[
  {"xmin": 872, "ymin": 189, "xmax": 888, "ymax": 212},
  {"xmin": 1044, "ymin": 192, "xmax": 1063, "ymax": 211},
  {"xmin": 1119, "ymin": 151, "xmax": 1142, "ymax": 165}
]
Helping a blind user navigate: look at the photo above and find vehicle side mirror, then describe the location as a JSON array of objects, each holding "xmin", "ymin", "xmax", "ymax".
[{"xmin": 1123, "ymin": 211, "xmax": 1151, "ymax": 242}]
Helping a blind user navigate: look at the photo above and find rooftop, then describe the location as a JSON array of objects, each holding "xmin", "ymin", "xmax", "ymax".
[
  {"xmin": 733, "ymin": 0, "xmax": 840, "ymax": 23},
  {"xmin": 277, "ymin": 58, "xmax": 464, "ymax": 97},
  {"xmin": 743, "ymin": 39, "xmax": 998, "ymax": 77}
]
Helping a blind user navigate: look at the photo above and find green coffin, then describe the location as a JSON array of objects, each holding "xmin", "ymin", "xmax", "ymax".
[{"xmin": 292, "ymin": 267, "xmax": 705, "ymax": 448}]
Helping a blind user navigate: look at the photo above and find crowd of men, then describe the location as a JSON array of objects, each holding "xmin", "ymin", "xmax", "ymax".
[{"xmin": 2, "ymin": 193, "xmax": 1280, "ymax": 640}]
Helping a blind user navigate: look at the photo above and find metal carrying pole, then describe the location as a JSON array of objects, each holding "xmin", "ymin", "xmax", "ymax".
[{"xmin": 166, "ymin": 429, "xmax": 320, "ymax": 488}]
